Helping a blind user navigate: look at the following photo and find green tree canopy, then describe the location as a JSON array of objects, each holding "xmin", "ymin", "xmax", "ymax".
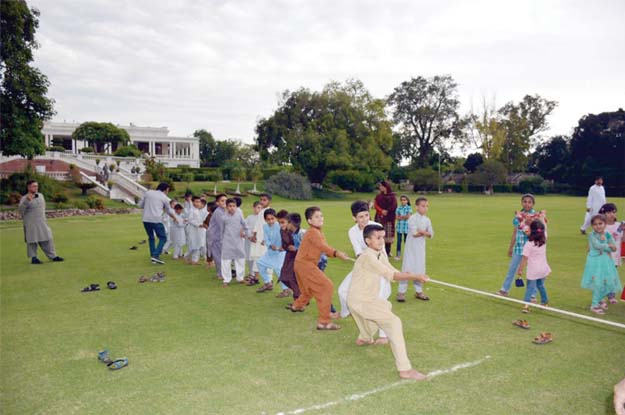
[
  {"xmin": 470, "ymin": 160, "xmax": 507, "ymax": 193},
  {"xmin": 71, "ymin": 122, "xmax": 130, "ymax": 152},
  {"xmin": 0, "ymin": 0, "xmax": 55, "ymax": 159},
  {"xmin": 255, "ymin": 79, "xmax": 393, "ymax": 183},
  {"xmin": 528, "ymin": 135, "xmax": 570, "ymax": 183}
]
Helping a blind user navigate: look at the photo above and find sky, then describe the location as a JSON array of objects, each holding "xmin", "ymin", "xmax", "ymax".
[{"xmin": 30, "ymin": 0, "xmax": 625, "ymax": 146}]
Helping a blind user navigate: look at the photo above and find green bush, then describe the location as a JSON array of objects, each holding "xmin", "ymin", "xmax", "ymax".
[
  {"xmin": 388, "ymin": 165, "xmax": 409, "ymax": 183},
  {"xmin": 51, "ymin": 192, "xmax": 68, "ymax": 203},
  {"xmin": 0, "ymin": 191, "xmax": 23, "ymax": 205},
  {"xmin": 1, "ymin": 167, "xmax": 64, "ymax": 201},
  {"xmin": 410, "ymin": 168, "xmax": 439, "ymax": 192},
  {"xmin": 46, "ymin": 145, "xmax": 67, "ymax": 152},
  {"xmin": 114, "ymin": 145, "xmax": 142, "ymax": 158},
  {"xmin": 518, "ymin": 176, "xmax": 546, "ymax": 195},
  {"xmin": 265, "ymin": 171, "xmax": 312, "ymax": 200},
  {"xmin": 84, "ymin": 196, "xmax": 105, "ymax": 209},
  {"xmin": 327, "ymin": 170, "xmax": 384, "ymax": 192},
  {"xmin": 80, "ymin": 146, "xmax": 94, "ymax": 153},
  {"xmin": 73, "ymin": 200, "xmax": 88, "ymax": 209},
  {"xmin": 55, "ymin": 202, "xmax": 69, "ymax": 210},
  {"xmin": 262, "ymin": 167, "xmax": 285, "ymax": 180},
  {"xmin": 492, "ymin": 184, "xmax": 513, "ymax": 193}
]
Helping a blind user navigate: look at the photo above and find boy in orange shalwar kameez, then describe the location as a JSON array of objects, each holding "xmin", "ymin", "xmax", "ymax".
[{"xmin": 291, "ymin": 206, "xmax": 348, "ymax": 330}]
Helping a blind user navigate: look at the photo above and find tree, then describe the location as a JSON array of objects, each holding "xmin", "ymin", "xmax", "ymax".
[
  {"xmin": 498, "ymin": 94, "xmax": 557, "ymax": 172},
  {"xmin": 467, "ymin": 97, "xmax": 506, "ymax": 159},
  {"xmin": 255, "ymin": 79, "xmax": 393, "ymax": 183},
  {"xmin": 0, "ymin": 0, "xmax": 55, "ymax": 158},
  {"xmin": 231, "ymin": 164, "xmax": 245, "ymax": 194},
  {"xmin": 463, "ymin": 152, "xmax": 484, "ymax": 173},
  {"xmin": 193, "ymin": 129, "xmax": 216, "ymax": 167},
  {"xmin": 387, "ymin": 75, "xmax": 466, "ymax": 168},
  {"xmin": 470, "ymin": 160, "xmax": 507, "ymax": 194},
  {"xmin": 71, "ymin": 122, "xmax": 130, "ymax": 153},
  {"xmin": 528, "ymin": 135, "xmax": 570, "ymax": 182},
  {"xmin": 248, "ymin": 165, "xmax": 262, "ymax": 193}
]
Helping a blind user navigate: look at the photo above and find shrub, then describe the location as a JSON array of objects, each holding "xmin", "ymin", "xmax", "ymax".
[
  {"xmin": 47, "ymin": 145, "xmax": 67, "ymax": 152},
  {"xmin": 55, "ymin": 202, "xmax": 69, "ymax": 210},
  {"xmin": 492, "ymin": 184, "xmax": 513, "ymax": 193},
  {"xmin": 114, "ymin": 145, "xmax": 142, "ymax": 158},
  {"xmin": 0, "ymin": 191, "xmax": 23, "ymax": 205},
  {"xmin": 51, "ymin": 192, "xmax": 69, "ymax": 203},
  {"xmin": 410, "ymin": 168, "xmax": 439, "ymax": 192},
  {"xmin": 265, "ymin": 171, "xmax": 312, "ymax": 200},
  {"xmin": 80, "ymin": 146, "xmax": 94, "ymax": 153},
  {"xmin": 388, "ymin": 165, "xmax": 409, "ymax": 183},
  {"xmin": 327, "ymin": 170, "xmax": 384, "ymax": 192},
  {"xmin": 518, "ymin": 176, "xmax": 546, "ymax": 195},
  {"xmin": 262, "ymin": 166, "xmax": 286, "ymax": 180},
  {"xmin": 73, "ymin": 200, "xmax": 88, "ymax": 209},
  {"xmin": 85, "ymin": 196, "xmax": 105, "ymax": 209},
  {"xmin": 1, "ymin": 167, "xmax": 64, "ymax": 201}
]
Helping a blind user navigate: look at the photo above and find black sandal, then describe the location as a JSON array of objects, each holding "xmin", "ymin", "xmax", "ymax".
[{"xmin": 285, "ymin": 303, "xmax": 304, "ymax": 312}]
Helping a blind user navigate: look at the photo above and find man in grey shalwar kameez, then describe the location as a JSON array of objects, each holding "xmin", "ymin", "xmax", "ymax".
[{"xmin": 18, "ymin": 180, "xmax": 64, "ymax": 264}]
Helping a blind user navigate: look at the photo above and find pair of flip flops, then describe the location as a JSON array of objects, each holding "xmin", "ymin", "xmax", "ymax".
[
  {"xmin": 138, "ymin": 272, "xmax": 166, "ymax": 283},
  {"xmin": 81, "ymin": 282, "xmax": 117, "ymax": 292},
  {"xmin": 98, "ymin": 349, "xmax": 129, "ymax": 370},
  {"xmin": 512, "ymin": 320, "xmax": 554, "ymax": 344}
]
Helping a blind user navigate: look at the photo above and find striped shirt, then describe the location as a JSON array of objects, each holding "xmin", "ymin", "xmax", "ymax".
[{"xmin": 395, "ymin": 204, "xmax": 413, "ymax": 234}]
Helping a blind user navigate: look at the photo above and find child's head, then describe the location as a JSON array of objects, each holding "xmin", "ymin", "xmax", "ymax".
[
  {"xmin": 415, "ymin": 197, "xmax": 429, "ymax": 215},
  {"xmin": 259, "ymin": 193, "xmax": 272, "ymax": 208},
  {"xmin": 215, "ymin": 194, "xmax": 227, "ymax": 208},
  {"xmin": 591, "ymin": 214, "xmax": 607, "ymax": 233},
  {"xmin": 287, "ymin": 213, "xmax": 302, "ymax": 232},
  {"xmin": 529, "ymin": 220, "xmax": 546, "ymax": 247},
  {"xmin": 350, "ymin": 200, "xmax": 370, "ymax": 229},
  {"xmin": 399, "ymin": 195, "xmax": 410, "ymax": 206},
  {"xmin": 595, "ymin": 176, "xmax": 604, "ymax": 186},
  {"xmin": 199, "ymin": 199, "xmax": 207, "ymax": 208},
  {"xmin": 521, "ymin": 194, "xmax": 535, "ymax": 211},
  {"xmin": 184, "ymin": 190, "xmax": 193, "ymax": 200},
  {"xmin": 599, "ymin": 203, "xmax": 617, "ymax": 223},
  {"xmin": 363, "ymin": 224, "xmax": 385, "ymax": 251},
  {"xmin": 207, "ymin": 201, "xmax": 217, "ymax": 212},
  {"xmin": 252, "ymin": 200, "xmax": 262, "ymax": 214},
  {"xmin": 169, "ymin": 199, "xmax": 177, "ymax": 208},
  {"xmin": 276, "ymin": 209, "xmax": 289, "ymax": 230},
  {"xmin": 174, "ymin": 204, "xmax": 184, "ymax": 213},
  {"xmin": 192, "ymin": 196, "xmax": 202, "ymax": 208},
  {"xmin": 264, "ymin": 208, "xmax": 277, "ymax": 225},
  {"xmin": 226, "ymin": 198, "xmax": 237, "ymax": 214},
  {"xmin": 305, "ymin": 206, "xmax": 323, "ymax": 228},
  {"xmin": 233, "ymin": 196, "xmax": 242, "ymax": 208}
]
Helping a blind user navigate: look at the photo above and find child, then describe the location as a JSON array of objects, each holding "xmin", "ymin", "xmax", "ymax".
[
  {"xmin": 290, "ymin": 206, "xmax": 349, "ymax": 330},
  {"xmin": 183, "ymin": 191, "xmax": 193, "ymax": 258},
  {"xmin": 248, "ymin": 193, "xmax": 272, "ymax": 285},
  {"xmin": 398, "ymin": 197, "xmax": 433, "ymax": 302},
  {"xmin": 255, "ymin": 209, "xmax": 286, "ymax": 292},
  {"xmin": 279, "ymin": 213, "xmax": 305, "ymax": 301},
  {"xmin": 221, "ymin": 198, "xmax": 248, "ymax": 286},
  {"xmin": 600, "ymin": 203, "xmax": 624, "ymax": 303},
  {"xmin": 170, "ymin": 204, "xmax": 187, "ymax": 259},
  {"xmin": 206, "ymin": 194, "xmax": 227, "ymax": 277},
  {"xmin": 245, "ymin": 201, "xmax": 262, "ymax": 281},
  {"xmin": 186, "ymin": 196, "xmax": 205, "ymax": 265},
  {"xmin": 337, "ymin": 201, "xmax": 390, "ymax": 330},
  {"xmin": 395, "ymin": 195, "xmax": 412, "ymax": 260},
  {"xmin": 497, "ymin": 194, "xmax": 538, "ymax": 297},
  {"xmin": 161, "ymin": 199, "xmax": 177, "ymax": 255},
  {"xmin": 348, "ymin": 224, "xmax": 429, "ymax": 380},
  {"xmin": 581, "ymin": 214, "xmax": 622, "ymax": 314},
  {"xmin": 198, "ymin": 199, "xmax": 209, "ymax": 261},
  {"xmin": 517, "ymin": 220, "xmax": 551, "ymax": 313}
]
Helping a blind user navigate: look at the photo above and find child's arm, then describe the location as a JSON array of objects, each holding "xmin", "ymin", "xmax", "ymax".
[
  {"xmin": 508, "ymin": 227, "xmax": 517, "ymax": 257},
  {"xmin": 517, "ymin": 256, "xmax": 528, "ymax": 276},
  {"xmin": 393, "ymin": 272, "xmax": 429, "ymax": 283},
  {"xmin": 588, "ymin": 233, "xmax": 614, "ymax": 253},
  {"xmin": 310, "ymin": 229, "xmax": 348, "ymax": 260}
]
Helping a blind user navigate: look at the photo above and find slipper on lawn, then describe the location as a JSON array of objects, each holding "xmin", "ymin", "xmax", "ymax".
[
  {"xmin": 138, "ymin": 240, "xmax": 146, "ymax": 244},
  {"xmin": 513, "ymin": 319, "xmax": 530, "ymax": 329},
  {"xmin": 81, "ymin": 284, "xmax": 100, "ymax": 292},
  {"xmin": 129, "ymin": 246, "xmax": 138, "ymax": 250},
  {"xmin": 285, "ymin": 303, "xmax": 304, "ymax": 312},
  {"xmin": 98, "ymin": 349, "xmax": 112, "ymax": 364},
  {"xmin": 107, "ymin": 281, "xmax": 117, "ymax": 290},
  {"xmin": 532, "ymin": 332, "xmax": 553, "ymax": 345},
  {"xmin": 107, "ymin": 358, "xmax": 129, "ymax": 370},
  {"xmin": 316, "ymin": 322, "xmax": 341, "ymax": 330}
]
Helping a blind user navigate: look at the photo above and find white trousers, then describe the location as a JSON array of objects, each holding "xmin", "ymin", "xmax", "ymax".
[{"xmin": 222, "ymin": 258, "xmax": 245, "ymax": 283}]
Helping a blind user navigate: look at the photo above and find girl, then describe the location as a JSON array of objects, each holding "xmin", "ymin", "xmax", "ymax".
[
  {"xmin": 394, "ymin": 195, "xmax": 412, "ymax": 260},
  {"xmin": 599, "ymin": 203, "xmax": 624, "ymax": 303},
  {"xmin": 581, "ymin": 214, "xmax": 622, "ymax": 314},
  {"xmin": 517, "ymin": 220, "xmax": 551, "ymax": 313}
]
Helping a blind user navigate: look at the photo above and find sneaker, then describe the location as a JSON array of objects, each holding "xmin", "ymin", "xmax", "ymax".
[
  {"xmin": 31, "ymin": 257, "xmax": 42, "ymax": 264},
  {"xmin": 151, "ymin": 257, "xmax": 165, "ymax": 265},
  {"xmin": 396, "ymin": 292, "xmax": 406, "ymax": 302},
  {"xmin": 52, "ymin": 256, "xmax": 64, "ymax": 262}
]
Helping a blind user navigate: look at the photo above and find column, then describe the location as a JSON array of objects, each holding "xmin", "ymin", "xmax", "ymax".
[
  {"xmin": 149, "ymin": 141, "xmax": 154, "ymax": 157},
  {"xmin": 71, "ymin": 139, "xmax": 76, "ymax": 154}
]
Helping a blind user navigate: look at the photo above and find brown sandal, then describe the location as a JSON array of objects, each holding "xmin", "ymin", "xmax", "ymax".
[
  {"xmin": 316, "ymin": 322, "xmax": 341, "ymax": 330},
  {"xmin": 415, "ymin": 292, "xmax": 430, "ymax": 301}
]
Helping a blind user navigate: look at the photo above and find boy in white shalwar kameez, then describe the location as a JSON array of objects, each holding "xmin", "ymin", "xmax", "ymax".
[
  {"xmin": 245, "ymin": 201, "xmax": 262, "ymax": 279},
  {"xmin": 338, "ymin": 200, "xmax": 390, "ymax": 343},
  {"xmin": 170, "ymin": 204, "xmax": 187, "ymax": 259},
  {"xmin": 247, "ymin": 193, "xmax": 272, "ymax": 285},
  {"xmin": 398, "ymin": 197, "xmax": 433, "ymax": 302},
  {"xmin": 186, "ymin": 197, "xmax": 205, "ymax": 264},
  {"xmin": 221, "ymin": 198, "xmax": 248, "ymax": 285}
]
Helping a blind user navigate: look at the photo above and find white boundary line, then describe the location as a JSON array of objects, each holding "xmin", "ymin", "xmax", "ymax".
[
  {"xmin": 428, "ymin": 278, "xmax": 625, "ymax": 330},
  {"xmin": 269, "ymin": 356, "xmax": 490, "ymax": 415}
]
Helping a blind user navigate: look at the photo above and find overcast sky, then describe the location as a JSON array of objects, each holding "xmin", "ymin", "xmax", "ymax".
[{"xmin": 31, "ymin": 0, "xmax": 625, "ymax": 145}]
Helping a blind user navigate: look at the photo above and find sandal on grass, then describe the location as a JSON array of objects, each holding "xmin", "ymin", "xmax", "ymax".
[
  {"xmin": 590, "ymin": 306, "xmax": 605, "ymax": 315},
  {"xmin": 316, "ymin": 322, "xmax": 341, "ymax": 330},
  {"xmin": 415, "ymin": 292, "xmax": 430, "ymax": 301},
  {"xmin": 98, "ymin": 349, "xmax": 112, "ymax": 364},
  {"xmin": 513, "ymin": 319, "xmax": 530, "ymax": 329},
  {"xmin": 285, "ymin": 303, "xmax": 304, "ymax": 312},
  {"xmin": 532, "ymin": 332, "xmax": 553, "ymax": 345},
  {"xmin": 256, "ymin": 283, "xmax": 273, "ymax": 293},
  {"xmin": 107, "ymin": 358, "xmax": 129, "ymax": 370}
]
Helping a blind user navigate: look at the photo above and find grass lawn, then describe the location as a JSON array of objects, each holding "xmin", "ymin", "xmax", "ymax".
[{"xmin": 1, "ymin": 193, "xmax": 624, "ymax": 414}]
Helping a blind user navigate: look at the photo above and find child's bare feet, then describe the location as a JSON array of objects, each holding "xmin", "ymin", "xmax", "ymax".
[
  {"xmin": 374, "ymin": 337, "xmax": 389, "ymax": 345},
  {"xmin": 355, "ymin": 338, "xmax": 374, "ymax": 346},
  {"xmin": 399, "ymin": 369, "xmax": 427, "ymax": 381}
]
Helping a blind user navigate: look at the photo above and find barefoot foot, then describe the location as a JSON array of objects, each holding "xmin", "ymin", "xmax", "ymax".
[
  {"xmin": 399, "ymin": 369, "xmax": 427, "ymax": 381},
  {"xmin": 374, "ymin": 337, "xmax": 389, "ymax": 345},
  {"xmin": 355, "ymin": 338, "xmax": 374, "ymax": 346}
]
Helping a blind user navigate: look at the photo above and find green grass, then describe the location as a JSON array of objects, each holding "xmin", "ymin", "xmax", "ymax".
[{"xmin": 1, "ymin": 194, "xmax": 624, "ymax": 414}]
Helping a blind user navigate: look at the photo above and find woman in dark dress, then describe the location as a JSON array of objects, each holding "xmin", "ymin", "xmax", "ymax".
[{"xmin": 373, "ymin": 181, "xmax": 397, "ymax": 256}]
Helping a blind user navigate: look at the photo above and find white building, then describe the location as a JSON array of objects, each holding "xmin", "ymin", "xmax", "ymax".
[{"xmin": 41, "ymin": 121, "xmax": 200, "ymax": 168}]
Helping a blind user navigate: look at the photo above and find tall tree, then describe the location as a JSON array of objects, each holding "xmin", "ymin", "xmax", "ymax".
[
  {"xmin": 498, "ymin": 94, "xmax": 557, "ymax": 172},
  {"xmin": 528, "ymin": 135, "xmax": 570, "ymax": 182},
  {"xmin": 463, "ymin": 152, "xmax": 484, "ymax": 173},
  {"xmin": 193, "ymin": 129, "xmax": 216, "ymax": 167},
  {"xmin": 387, "ymin": 75, "xmax": 466, "ymax": 168},
  {"xmin": 0, "ymin": 0, "xmax": 55, "ymax": 158},
  {"xmin": 255, "ymin": 79, "xmax": 393, "ymax": 183},
  {"xmin": 467, "ymin": 97, "xmax": 506, "ymax": 159},
  {"xmin": 71, "ymin": 122, "xmax": 130, "ymax": 152}
]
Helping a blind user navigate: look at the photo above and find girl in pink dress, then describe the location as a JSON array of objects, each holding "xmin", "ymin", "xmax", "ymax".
[{"xmin": 517, "ymin": 220, "xmax": 551, "ymax": 313}]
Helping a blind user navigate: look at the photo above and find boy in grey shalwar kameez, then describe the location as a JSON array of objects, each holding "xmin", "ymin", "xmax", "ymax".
[{"xmin": 221, "ymin": 198, "xmax": 248, "ymax": 285}]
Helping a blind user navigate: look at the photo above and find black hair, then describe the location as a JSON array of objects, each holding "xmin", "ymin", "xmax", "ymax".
[
  {"xmin": 156, "ymin": 182, "xmax": 170, "ymax": 192},
  {"xmin": 174, "ymin": 204, "xmax": 183, "ymax": 210},
  {"xmin": 305, "ymin": 206, "xmax": 321, "ymax": 221},
  {"xmin": 399, "ymin": 194, "xmax": 411, "ymax": 205},
  {"xmin": 521, "ymin": 193, "xmax": 535, "ymax": 204},
  {"xmin": 363, "ymin": 224, "xmax": 385, "ymax": 244},
  {"xmin": 234, "ymin": 196, "xmax": 242, "ymax": 207},
  {"xmin": 184, "ymin": 190, "xmax": 193, "ymax": 197},
  {"xmin": 259, "ymin": 193, "xmax": 272, "ymax": 201},
  {"xmin": 215, "ymin": 193, "xmax": 227, "ymax": 201},
  {"xmin": 192, "ymin": 196, "xmax": 201, "ymax": 201},
  {"xmin": 529, "ymin": 220, "xmax": 546, "ymax": 247},
  {"xmin": 351, "ymin": 200, "xmax": 369, "ymax": 216},
  {"xmin": 591, "ymin": 214, "xmax": 607, "ymax": 226},
  {"xmin": 287, "ymin": 213, "xmax": 301, "ymax": 228},
  {"xmin": 199, "ymin": 199, "xmax": 207, "ymax": 206},
  {"xmin": 252, "ymin": 201, "xmax": 262, "ymax": 208},
  {"xmin": 415, "ymin": 196, "xmax": 428, "ymax": 206},
  {"xmin": 26, "ymin": 180, "xmax": 37, "ymax": 186},
  {"xmin": 276, "ymin": 209, "xmax": 289, "ymax": 219},
  {"xmin": 207, "ymin": 201, "xmax": 217, "ymax": 212},
  {"xmin": 599, "ymin": 203, "xmax": 617, "ymax": 214},
  {"xmin": 264, "ymin": 208, "xmax": 277, "ymax": 219},
  {"xmin": 595, "ymin": 175, "xmax": 603, "ymax": 181},
  {"xmin": 225, "ymin": 198, "xmax": 237, "ymax": 206}
]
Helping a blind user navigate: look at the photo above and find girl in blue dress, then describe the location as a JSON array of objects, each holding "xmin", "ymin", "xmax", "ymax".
[{"xmin": 581, "ymin": 214, "xmax": 622, "ymax": 314}]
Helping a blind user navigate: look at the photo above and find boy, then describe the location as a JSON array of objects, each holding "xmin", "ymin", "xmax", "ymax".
[
  {"xmin": 198, "ymin": 198, "xmax": 209, "ymax": 261},
  {"xmin": 245, "ymin": 201, "xmax": 262, "ymax": 281},
  {"xmin": 279, "ymin": 213, "xmax": 305, "ymax": 300},
  {"xmin": 256, "ymin": 209, "xmax": 286, "ymax": 293},
  {"xmin": 348, "ymin": 224, "xmax": 429, "ymax": 380},
  {"xmin": 170, "ymin": 204, "xmax": 187, "ymax": 259},
  {"xmin": 186, "ymin": 196, "xmax": 205, "ymax": 265},
  {"xmin": 221, "ymin": 198, "xmax": 248, "ymax": 286},
  {"xmin": 248, "ymin": 193, "xmax": 272, "ymax": 285},
  {"xmin": 206, "ymin": 194, "xmax": 227, "ymax": 277},
  {"xmin": 337, "ymin": 200, "xmax": 390, "ymax": 343},
  {"xmin": 291, "ymin": 207, "xmax": 348, "ymax": 330},
  {"xmin": 398, "ymin": 197, "xmax": 433, "ymax": 302}
]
